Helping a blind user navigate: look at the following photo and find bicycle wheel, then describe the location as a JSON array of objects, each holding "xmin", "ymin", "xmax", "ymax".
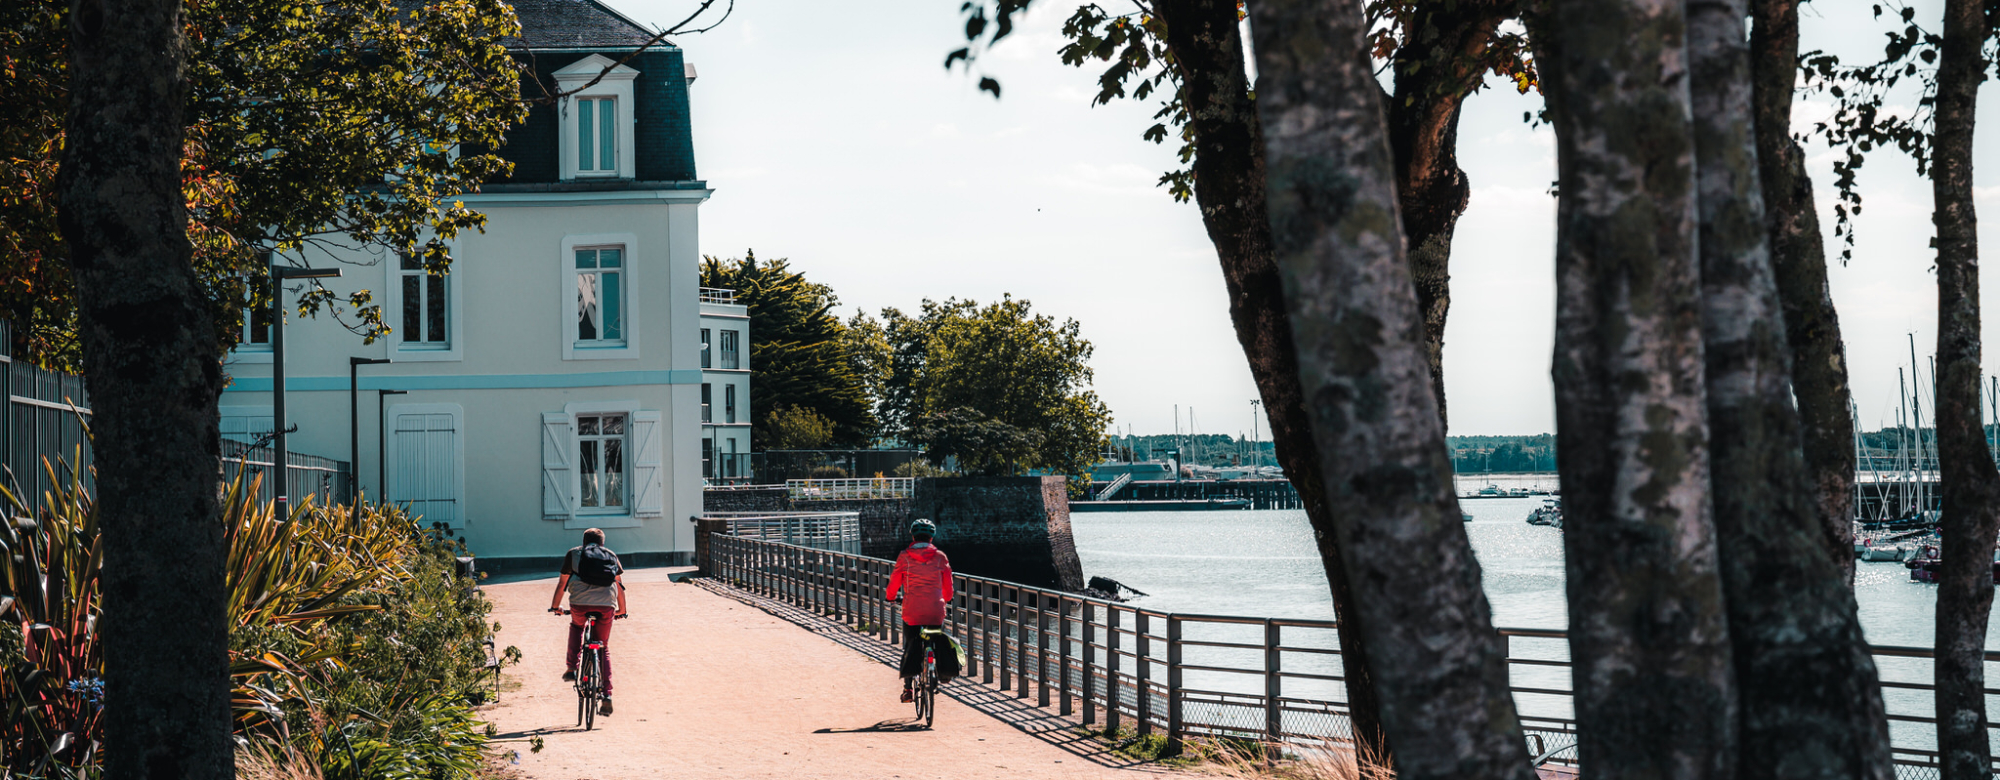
[
  {"xmin": 581, "ymin": 648, "xmax": 598, "ymax": 731},
  {"xmin": 920, "ymin": 659, "xmax": 936, "ymax": 728}
]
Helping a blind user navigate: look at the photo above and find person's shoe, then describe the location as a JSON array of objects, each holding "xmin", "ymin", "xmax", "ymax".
[
  {"xmin": 561, "ymin": 670, "xmax": 576, "ymax": 682},
  {"xmin": 899, "ymin": 686, "xmax": 914, "ymax": 703},
  {"xmin": 598, "ymin": 697, "xmax": 614, "ymax": 715}
]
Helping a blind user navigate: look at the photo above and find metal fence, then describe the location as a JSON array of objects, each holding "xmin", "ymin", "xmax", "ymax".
[
  {"xmin": 1, "ymin": 350, "xmax": 93, "ymax": 517},
  {"xmin": 219, "ymin": 438, "xmax": 352, "ymax": 509},
  {"xmin": 753, "ymin": 449, "xmax": 925, "ymax": 483},
  {"xmin": 707, "ymin": 512, "xmax": 861, "ymax": 554},
  {"xmin": 703, "ymin": 534, "xmax": 1997, "ymax": 776},
  {"xmin": 785, "ymin": 477, "xmax": 914, "ymax": 501}
]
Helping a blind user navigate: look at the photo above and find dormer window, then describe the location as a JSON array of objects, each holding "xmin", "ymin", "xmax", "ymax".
[
  {"xmin": 554, "ymin": 55, "xmax": 639, "ymax": 180},
  {"xmin": 576, "ymin": 96, "xmax": 617, "ymax": 174}
]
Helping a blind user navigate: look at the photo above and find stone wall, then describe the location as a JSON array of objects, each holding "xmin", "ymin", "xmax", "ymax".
[
  {"xmin": 701, "ymin": 486, "xmax": 787, "ymax": 513},
  {"xmin": 911, "ymin": 476, "xmax": 1083, "ymax": 591}
]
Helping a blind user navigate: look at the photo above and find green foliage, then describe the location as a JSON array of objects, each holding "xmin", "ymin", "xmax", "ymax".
[
  {"xmin": 0, "ymin": 0, "xmax": 526, "ymax": 369},
  {"xmin": 0, "ymin": 465, "xmax": 505, "ymax": 779},
  {"xmin": 807, "ymin": 465, "xmax": 852, "ymax": 479},
  {"xmin": 892, "ymin": 459, "xmax": 952, "ymax": 478},
  {"xmin": 869, "ymin": 296, "xmax": 1111, "ymax": 476},
  {"xmin": 765, "ymin": 404, "xmax": 838, "ymax": 450},
  {"xmin": 701, "ymin": 251, "xmax": 878, "ymax": 447},
  {"xmin": 1800, "ymin": 3, "xmax": 1949, "ymax": 262}
]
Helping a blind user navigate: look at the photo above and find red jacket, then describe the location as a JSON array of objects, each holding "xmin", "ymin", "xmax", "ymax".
[{"xmin": 886, "ymin": 542, "xmax": 954, "ymax": 625}]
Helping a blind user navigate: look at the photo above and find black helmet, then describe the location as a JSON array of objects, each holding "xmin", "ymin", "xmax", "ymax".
[{"xmin": 910, "ymin": 518, "xmax": 937, "ymax": 538}]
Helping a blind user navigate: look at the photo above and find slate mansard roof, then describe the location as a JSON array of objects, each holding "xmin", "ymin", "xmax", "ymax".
[
  {"xmin": 507, "ymin": 0, "xmax": 664, "ymax": 51},
  {"xmin": 470, "ymin": 0, "xmax": 700, "ymax": 186}
]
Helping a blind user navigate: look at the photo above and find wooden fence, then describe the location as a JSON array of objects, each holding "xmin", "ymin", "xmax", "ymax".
[{"xmin": 703, "ymin": 533, "xmax": 1998, "ymax": 779}]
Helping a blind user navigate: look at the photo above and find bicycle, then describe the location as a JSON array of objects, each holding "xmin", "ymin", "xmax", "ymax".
[
  {"xmin": 913, "ymin": 627, "xmax": 948, "ymax": 728},
  {"xmin": 559, "ymin": 609, "xmax": 625, "ymax": 730}
]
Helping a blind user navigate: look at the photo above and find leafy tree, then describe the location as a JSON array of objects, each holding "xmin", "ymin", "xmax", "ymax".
[
  {"xmin": 764, "ymin": 404, "xmax": 837, "ymax": 451},
  {"xmin": 873, "ymin": 296, "xmax": 1111, "ymax": 476},
  {"xmin": 842, "ymin": 309, "xmax": 895, "ymax": 433},
  {"xmin": 701, "ymin": 251, "xmax": 877, "ymax": 448},
  {"xmin": 3, "ymin": 0, "xmax": 526, "ymax": 369}
]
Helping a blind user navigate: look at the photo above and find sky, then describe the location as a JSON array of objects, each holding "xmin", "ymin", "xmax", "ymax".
[{"xmin": 607, "ymin": 0, "xmax": 2000, "ymax": 439}]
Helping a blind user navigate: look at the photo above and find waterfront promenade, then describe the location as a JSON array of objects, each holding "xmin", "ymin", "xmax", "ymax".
[{"xmin": 479, "ymin": 566, "xmax": 1169, "ymax": 780}]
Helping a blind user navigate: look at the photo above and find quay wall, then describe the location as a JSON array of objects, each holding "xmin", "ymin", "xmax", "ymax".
[{"xmin": 702, "ymin": 477, "xmax": 1083, "ymax": 591}]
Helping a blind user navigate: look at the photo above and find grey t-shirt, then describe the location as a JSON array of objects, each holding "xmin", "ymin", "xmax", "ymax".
[{"xmin": 561, "ymin": 545, "xmax": 624, "ymax": 608}]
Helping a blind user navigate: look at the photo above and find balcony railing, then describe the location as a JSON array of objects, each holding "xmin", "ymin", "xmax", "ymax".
[
  {"xmin": 785, "ymin": 477, "xmax": 915, "ymax": 500},
  {"xmin": 699, "ymin": 287, "xmax": 736, "ymax": 304}
]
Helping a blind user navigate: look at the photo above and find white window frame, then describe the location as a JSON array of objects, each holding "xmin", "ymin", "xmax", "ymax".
[
  {"xmin": 547, "ymin": 400, "xmax": 660, "ymax": 529},
  {"xmin": 384, "ymin": 403, "xmax": 466, "ymax": 529},
  {"xmin": 554, "ymin": 55, "xmax": 638, "ymax": 181},
  {"xmin": 559, "ymin": 233, "xmax": 641, "ymax": 361},
  {"xmin": 720, "ymin": 329, "xmax": 739, "ymax": 369},
  {"xmin": 384, "ymin": 246, "xmax": 464, "ymax": 362},
  {"xmin": 227, "ymin": 264, "xmax": 274, "ymax": 364}
]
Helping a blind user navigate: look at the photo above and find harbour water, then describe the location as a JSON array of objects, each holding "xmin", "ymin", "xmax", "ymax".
[{"xmin": 1071, "ymin": 500, "xmax": 1998, "ymax": 754}]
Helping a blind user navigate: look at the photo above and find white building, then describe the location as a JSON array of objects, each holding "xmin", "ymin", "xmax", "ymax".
[
  {"xmin": 698, "ymin": 288, "xmax": 752, "ymax": 483},
  {"xmin": 218, "ymin": 0, "xmax": 712, "ymax": 566}
]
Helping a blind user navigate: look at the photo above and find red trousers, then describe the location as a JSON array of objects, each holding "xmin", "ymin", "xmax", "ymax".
[{"xmin": 565, "ymin": 607, "xmax": 615, "ymax": 695}]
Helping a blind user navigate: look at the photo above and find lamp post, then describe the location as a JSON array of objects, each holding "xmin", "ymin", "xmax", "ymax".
[
  {"xmin": 349, "ymin": 357, "xmax": 391, "ymax": 519},
  {"xmin": 1249, "ymin": 399, "xmax": 1262, "ymax": 470},
  {"xmin": 377, "ymin": 389, "xmax": 408, "ymax": 507},
  {"xmin": 271, "ymin": 262, "xmax": 342, "ymax": 513}
]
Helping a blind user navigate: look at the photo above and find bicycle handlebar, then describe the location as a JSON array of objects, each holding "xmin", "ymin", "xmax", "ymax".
[{"xmin": 552, "ymin": 608, "xmax": 629, "ymax": 619}]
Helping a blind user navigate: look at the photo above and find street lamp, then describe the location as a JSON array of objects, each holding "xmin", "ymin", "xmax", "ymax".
[
  {"xmin": 349, "ymin": 357, "xmax": 391, "ymax": 519},
  {"xmin": 377, "ymin": 389, "xmax": 408, "ymax": 508},
  {"xmin": 1249, "ymin": 399, "xmax": 1263, "ymax": 470},
  {"xmin": 271, "ymin": 262, "xmax": 342, "ymax": 512}
]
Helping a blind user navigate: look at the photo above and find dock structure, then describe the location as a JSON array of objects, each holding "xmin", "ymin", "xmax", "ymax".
[{"xmin": 1098, "ymin": 479, "xmax": 1302, "ymax": 510}]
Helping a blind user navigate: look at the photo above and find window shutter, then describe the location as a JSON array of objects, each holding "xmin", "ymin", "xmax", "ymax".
[
  {"xmin": 631, "ymin": 410, "xmax": 663, "ymax": 517},
  {"xmin": 542, "ymin": 412, "xmax": 574, "ymax": 520}
]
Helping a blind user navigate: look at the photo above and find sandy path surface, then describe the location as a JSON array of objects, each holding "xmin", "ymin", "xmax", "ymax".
[{"xmin": 478, "ymin": 567, "xmax": 1171, "ymax": 780}]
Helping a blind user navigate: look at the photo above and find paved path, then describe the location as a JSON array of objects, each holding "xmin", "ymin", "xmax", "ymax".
[{"xmin": 478, "ymin": 567, "xmax": 1171, "ymax": 780}]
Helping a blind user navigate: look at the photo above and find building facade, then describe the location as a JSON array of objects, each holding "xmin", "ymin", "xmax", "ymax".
[
  {"xmin": 698, "ymin": 288, "xmax": 752, "ymax": 483},
  {"xmin": 219, "ymin": 0, "xmax": 710, "ymax": 564}
]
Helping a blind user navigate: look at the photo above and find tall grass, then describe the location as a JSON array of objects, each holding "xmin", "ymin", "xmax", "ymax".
[{"xmin": 1, "ymin": 462, "xmax": 507, "ymax": 780}]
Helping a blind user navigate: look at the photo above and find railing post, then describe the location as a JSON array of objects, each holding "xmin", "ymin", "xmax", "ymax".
[
  {"xmin": 1058, "ymin": 595, "xmax": 1073, "ymax": 717},
  {"xmin": 1106, "ymin": 606, "xmax": 1121, "ymax": 733},
  {"xmin": 1016, "ymin": 587, "xmax": 1031, "ymax": 699},
  {"xmin": 1136, "ymin": 611, "xmax": 1152, "ymax": 735},
  {"xmin": 1264, "ymin": 619, "xmax": 1281, "ymax": 744},
  {"xmin": 998, "ymin": 587, "xmax": 1014, "ymax": 692},
  {"xmin": 1081, "ymin": 600, "xmax": 1096, "ymax": 725},
  {"xmin": 981, "ymin": 582, "xmax": 996, "ymax": 684},
  {"xmin": 1166, "ymin": 615, "xmax": 1183, "ymax": 756},
  {"xmin": 1037, "ymin": 594, "xmax": 1052, "ymax": 708}
]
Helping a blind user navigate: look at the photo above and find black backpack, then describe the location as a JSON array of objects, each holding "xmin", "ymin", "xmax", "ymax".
[{"xmin": 573, "ymin": 544, "xmax": 619, "ymax": 587}]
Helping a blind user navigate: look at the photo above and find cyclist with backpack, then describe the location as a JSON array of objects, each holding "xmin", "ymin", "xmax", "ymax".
[
  {"xmin": 549, "ymin": 528, "xmax": 626, "ymax": 715},
  {"xmin": 886, "ymin": 518, "xmax": 955, "ymax": 703}
]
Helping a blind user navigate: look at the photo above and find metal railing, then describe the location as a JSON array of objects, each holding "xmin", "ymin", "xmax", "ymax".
[
  {"xmin": 3, "ymin": 357, "xmax": 93, "ymax": 517},
  {"xmin": 219, "ymin": 438, "xmax": 352, "ymax": 510},
  {"xmin": 699, "ymin": 287, "xmax": 737, "ymax": 304},
  {"xmin": 786, "ymin": 477, "xmax": 914, "ymax": 500},
  {"xmin": 707, "ymin": 512, "xmax": 860, "ymax": 554},
  {"xmin": 703, "ymin": 534, "xmax": 1998, "ymax": 777}
]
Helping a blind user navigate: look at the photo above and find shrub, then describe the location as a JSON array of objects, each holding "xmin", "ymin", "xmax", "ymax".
[
  {"xmin": 0, "ymin": 464, "xmax": 508, "ymax": 780},
  {"xmin": 807, "ymin": 465, "xmax": 850, "ymax": 479},
  {"xmin": 892, "ymin": 459, "xmax": 950, "ymax": 478}
]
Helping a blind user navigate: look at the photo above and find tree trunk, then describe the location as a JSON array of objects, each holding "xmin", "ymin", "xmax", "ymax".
[
  {"xmin": 55, "ymin": 0, "xmax": 232, "ymax": 776},
  {"xmin": 1539, "ymin": 0, "xmax": 1736, "ymax": 776},
  {"xmin": 1749, "ymin": 0, "xmax": 1857, "ymax": 581},
  {"xmin": 1384, "ymin": 0, "xmax": 1513, "ymax": 432},
  {"xmin": 1151, "ymin": 0, "xmax": 1389, "ymax": 763},
  {"xmin": 1247, "ymin": 2, "xmax": 1534, "ymax": 777},
  {"xmin": 1929, "ymin": 0, "xmax": 1997, "ymax": 776},
  {"xmin": 1689, "ymin": 0, "xmax": 1895, "ymax": 775}
]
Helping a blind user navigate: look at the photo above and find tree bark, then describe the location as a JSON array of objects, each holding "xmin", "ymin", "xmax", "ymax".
[
  {"xmin": 1247, "ymin": 2, "xmax": 1534, "ymax": 777},
  {"xmin": 1539, "ymin": 0, "xmax": 1737, "ymax": 776},
  {"xmin": 1384, "ymin": 0, "xmax": 1514, "ymax": 432},
  {"xmin": 1929, "ymin": 0, "xmax": 1998, "ymax": 776},
  {"xmin": 1152, "ymin": 0, "xmax": 1389, "ymax": 762},
  {"xmin": 1689, "ymin": 0, "xmax": 1895, "ymax": 776},
  {"xmin": 1749, "ymin": 0, "xmax": 1857, "ymax": 581},
  {"xmin": 55, "ymin": 0, "xmax": 232, "ymax": 776}
]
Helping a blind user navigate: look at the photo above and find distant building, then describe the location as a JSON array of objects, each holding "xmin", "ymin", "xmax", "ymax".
[
  {"xmin": 218, "ymin": 0, "xmax": 710, "ymax": 565},
  {"xmin": 699, "ymin": 287, "xmax": 751, "ymax": 483}
]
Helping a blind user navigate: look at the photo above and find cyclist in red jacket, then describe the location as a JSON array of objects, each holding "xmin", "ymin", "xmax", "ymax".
[{"xmin": 886, "ymin": 518, "xmax": 952, "ymax": 703}]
